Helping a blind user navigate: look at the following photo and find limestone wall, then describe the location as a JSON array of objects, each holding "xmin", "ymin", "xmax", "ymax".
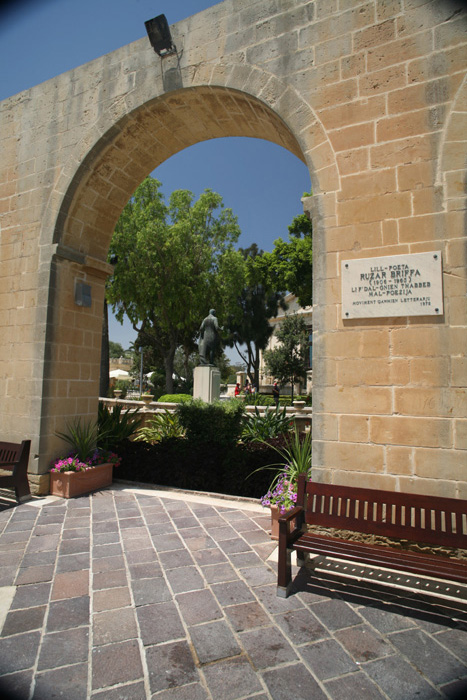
[{"xmin": 0, "ymin": 0, "xmax": 465, "ymax": 495}]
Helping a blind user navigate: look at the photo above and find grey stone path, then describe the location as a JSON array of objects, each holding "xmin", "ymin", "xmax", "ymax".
[{"xmin": 0, "ymin": 485, "xmax": 467, "ymax": 700}]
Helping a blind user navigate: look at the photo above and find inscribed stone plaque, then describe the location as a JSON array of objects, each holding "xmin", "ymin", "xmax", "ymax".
[{"xmin": 341, "ymin": 252, "xmax": 443, "ymax": 319}]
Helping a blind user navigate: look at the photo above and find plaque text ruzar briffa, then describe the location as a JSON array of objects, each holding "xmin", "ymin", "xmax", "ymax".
[{"xmin": 341, "ymin": 252, "xmax": 443, "ymax": 320}]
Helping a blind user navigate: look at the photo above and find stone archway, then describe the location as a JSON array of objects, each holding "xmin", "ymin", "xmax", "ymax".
[{"xmin": 1, "ymin": 0, "xmax": 466, "ymax": 495}]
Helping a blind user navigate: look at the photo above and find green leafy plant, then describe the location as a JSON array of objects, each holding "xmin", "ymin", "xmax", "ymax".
[
  {"xmin": 97, "ymin": 402, "xmax": 144, "ymax": 450},
  {"xmin": 135, "ymin": 410, "xmax": 185, "ymax": 444},
  {"xmin": 176, "ymin": 399, "xmax": 245, "ymax": 446},
  {"xmin": 241, "ymin": 406, "xmax": 291, "ymax": 442},
  {"xmin": 55, "ymin": 418, "xmax": 99, "ymax": 462},
  {"xmin": 248, "ymin": 428, "xmax": 312, "ymax": 509}
]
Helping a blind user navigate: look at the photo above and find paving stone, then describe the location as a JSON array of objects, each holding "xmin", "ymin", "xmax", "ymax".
[
  {"xmin": 220, "ymin": 538, "xmax": 253, "ymax": 555},
  {"xmin": 2, "ymin": 605, "xmax": 46, "ymax": 636},
  {"xmin": 439, "ymin": 678, "xmax": 467, "ymax": 699},
  {"xmin": 93, "ymin": 568, "xmax": 128, "ymax": 590},
  {"xmin": 158, "ymin": 548, "xmax": 194, "ymax": 570},
  {"xmin": 128, "ymin": 561, "xmax": 163, "ymax": 579},
  {"xmin": 93, "ymin": 607, "xmax": 138, "ymax": 645},
  {"xmin": 147, "ymin": 522, "xmax": 177, "ymax": 536},
  {"xmin": 33, "ymin": 524, "xmax": 62, "ymax": 536},
  {"xmin": 202, "ymin": 656, "xmax": 263, "ymax": 700},
  {"xmin": 0, "ymin": 567, "xmax": 16, "ymax": 586},
  {"xmin": 166, "ymin": 565, "xmax": 205, "ymax": 594},
  {"xmin": 171, "ymin": 516, "xmax": 199, "ymax": 529},
  {"xmin": 253, "ymin": 584, "xmax": 305, "ymax": 615},
  {"xmin": 183, "ymin": 535, "xmax": 217, "ymax": 552},
  {"xmin": 37, "ymin": 627, "xmax": 89, "ymax": 671},
  {"xmin": 93, "ymin": 532, "xmax": 120, "ymax": 546},
  {"xmin": 145, "ymin": 640, "xmax": 198, "ymax": 694},
  {"xmin": 274, "ymin": 608, "xmax": 329, "ymax": 645},
  {"xmin": 136, "ymin": 600, "xmax": 185, "ymax": 646},
  {"xmin": 310, "ymin": 598, "xmax": 364, "ymax": 631},
  {"xmin": 121, "ymin": 536, "xmax": 153, "ymax": 551},
  {"xmin": 208, "ymin": 526, "xmax": 238, "ymax": 542},
  {"xmin": 92, "ymin": 554, "xmax": 126, "ymax": 573},
  {"xmin": 241, "ymin": 529, "xmax": 271, "ymax": 545},
  {"xmin": 0, "ymin": 631, "xmax": 41, "ymax": 673},
  {"xmin": 364, "ymin": 654, "xmax": 443, "ymax": 699},
  {"xmin": 61, "ymin": 527, "xmax": 90, "ymax": 540},
  {"xmin": 263, "ymin": 662, "xmax": 328, "ymax": 700},
  {"xmin": 91, "ymin": 680, "xmax": 147, "ymax": 699},
  {"xmin": 93, "ymin": 586, "xmax": 131, "ymax": 612},
  {"xmin": 201, "ymin": 562, "xmax": 239, "ymax": 584},
  {"xmin": 11, "ymin": 582, "xmax": 51, "ymax": 609},
  {"xmin": 15, "ymin": 564, "xmax": 55, "ymax": 585},
  {"xmin": 125, "ymin": 548, "xmax": 158, "ymax": 565},
  {"xmin": 131, "ymin": 576, "xmax": 172, "ymax": 606},
  {"xmin": 192, "ymin": 548, "xmax": 227, "ymax": 566},
  {"xmin": 0, "ymin": 669, "xmax": 33, "ymax": 700},
  {"xmin": 253, "ymin": 542, "xmax": 279, "ymax": 560},
  {"xmin": 227, "ymin": 551, "xmax": 264, "ymax": 568},
  {"xmin": 92, "ymin": 543, "xmax": 123, "ymax": 558},
  {"xmin": 46, "ymin": 596, "xmax": 90, "ymax": 632},
  {"xmin": 189, "ymin": 620, "xmax": 241, "ymax": 664},
  {"xmin": 59, "ymin": 537, "xmax": 90, "ymax": 555},
  {"xmin": 335, "ymin": 623, "xmax": 394, "ymax": 663},
  {"xmin": 56, "ymin": 552, "xmax": 90, "ymax": 573},
  {"xmin": 211, "ymin": 579, "xmax": 257, "ymax": 607},
  {"xmin": 197, "ymin": 515, "xmax": 228, "ymax": 527},
  {"xmin": 119, "ymin": 517, "xmax": 145, "ymax": 529},
  {"xmin": 21, "ymin": 550, "xmax": 57, "ymax": 567},
  {"xmin": 242, "ymin": 625, "xmax": 299, "ymax": 669},
  {"xmin": 224, "ymin": 601, "xmax": 271, "ymax": 632},
  {"xmin": 51, "ymin": 569, "xmax": 89, "ymax": 601},
  {"xmin": 240, "ymin": 565, "xmax": 276, "ymax": 587},
  {"xmin": 93, "ymin": 521, "xmax": 119, "ymax": 535},
  {"xmin": 26, "ymin": 534, "xmax": 60, "ymax": 552},
  {"xmin": 388, "ymin": 628, "xmax": 467, "ymax": 685},
  {"xmin": 324, "ymin": 671, "xmax": 387, "ymax": 700},
  {"xmin": 358, "ymin": 604, "xmax": 418, "ymax": 634},
  {"xmin": 299, "ymin": 638, "xmax": 358, "ymax": 680},
  {"xmin": 176, "ymin": 589, "xmax": 223, "ymax": 625},
  {"xmin": 435, "ymin": 628, "xmax": 467, "ymax": 663},
  {"xmin": 148, "ymin": 681, "xmax": 208, "ymax": 699},
  {"xmin": 151, "ymin": 533, "xmax": 184, "ymax": 551},
  {"xmin": 92, "ymin": 639, "xmax": 144, "ymax": 689}
]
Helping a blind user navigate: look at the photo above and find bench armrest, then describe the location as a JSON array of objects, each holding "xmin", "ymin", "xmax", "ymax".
[{"xmin": 278, "ymin": 506, "xmax": 303, "ymax": 522}]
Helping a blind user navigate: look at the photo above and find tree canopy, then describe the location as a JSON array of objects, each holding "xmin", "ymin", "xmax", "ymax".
[
  {"xmin": 106, "ymin": 176, "xmax": 245, "ymax": 392},
  {"xmin": 263, "ymin": 314, "xmax": 309, "ymax": 402}
]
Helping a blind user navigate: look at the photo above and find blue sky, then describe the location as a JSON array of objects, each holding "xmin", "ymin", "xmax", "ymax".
[{"xmin": 1, "ymin": 0, "xmax": 311, "ymax": 357}]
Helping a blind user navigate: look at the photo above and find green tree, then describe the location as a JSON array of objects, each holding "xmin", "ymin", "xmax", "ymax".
[
  {"xmin": 107, "ymin": 176, "xmax": 245, "ymax": 392},
  {"xmin": 258, "ymin": 212, "xmax": 313, "ymax": 307},
  {"xmin": 225, "ymin": 244, "xmax": 286, "ymax": 390},
  {"xmin": 109, "ymin": 341, "xmax": 125, "ymax": 358},
  {"xmin": 263, "ymin": 314, "xmax": 308, "ymax": 402}
]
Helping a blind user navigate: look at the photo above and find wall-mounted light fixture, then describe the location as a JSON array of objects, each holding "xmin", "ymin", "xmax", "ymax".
[{"xmin": 144, "ymin": 14, "xmax": 177, "ymax": 57}]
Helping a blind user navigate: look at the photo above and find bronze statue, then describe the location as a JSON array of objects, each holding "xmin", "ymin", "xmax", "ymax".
[{"xmin": 198, "ymin": 309, "xmax": 220, "ymax": 365}]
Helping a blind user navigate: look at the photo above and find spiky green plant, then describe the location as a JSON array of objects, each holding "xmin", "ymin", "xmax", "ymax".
[
  {"xmin": 135, "ymin": 410, "xmax": 185, "ymax": 444},
  {"xmin": 55, "ymin": 418, "xmax": 99, "ymax": 462},
  {"xmin": 241, "ymin": 406, "xmax": 291, "ymax": 442},
  {"xmin": 97, "ymin": 402, "xmax": 144, "ymax": 450}
]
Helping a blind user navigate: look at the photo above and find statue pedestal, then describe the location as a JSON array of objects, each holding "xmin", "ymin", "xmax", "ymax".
[{"xmin": 193, "ymin": 366, "xmax": 221, "ymax": 403}]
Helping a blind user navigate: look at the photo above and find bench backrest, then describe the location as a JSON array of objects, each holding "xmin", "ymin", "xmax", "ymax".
[
  {"xmin": 0, "ymin": 440, "xmax": 28, "ymax": 467},
  {"xmin": 298, "ymin": 477, "xmax": 467, "ymax": 549}
]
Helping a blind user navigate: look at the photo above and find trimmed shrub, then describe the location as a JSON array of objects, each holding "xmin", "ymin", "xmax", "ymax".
[
  {"xmin": 176, "ymin": 399, "xmax": 245, "ymax": 446},
  {"xmin": 158, "ymin": 394, "xmax": 192, "ymax": 403}
]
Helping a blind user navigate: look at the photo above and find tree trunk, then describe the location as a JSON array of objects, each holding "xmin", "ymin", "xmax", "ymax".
[
  {"xmin": 163, "ymin": 344, "xmax": 177, "ymax": 393},
  {"xmin": 99, "ymin": 300, "xmax": 109, "ymax": 398}
]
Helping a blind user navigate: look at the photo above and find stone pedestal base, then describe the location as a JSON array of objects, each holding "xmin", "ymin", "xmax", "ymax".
[{"xmin": 193, "ymin": 366, "xmax": 221, "ymax": 403}]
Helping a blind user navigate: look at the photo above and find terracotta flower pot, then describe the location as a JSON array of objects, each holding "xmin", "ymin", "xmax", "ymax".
[
  {"xmin": 50, "ymin": 463, "xmax": 113, "ymax": 498},
  {"xmin": 270, "ymin": 505, "xmax": 296, "ymax": 540}
]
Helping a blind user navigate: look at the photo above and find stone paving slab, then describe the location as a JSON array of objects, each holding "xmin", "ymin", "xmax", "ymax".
[{"xmin": 0, "ymin": 486, "xmax": 466, "ymax": 699}]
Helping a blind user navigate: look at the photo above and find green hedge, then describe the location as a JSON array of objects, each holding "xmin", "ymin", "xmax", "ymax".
[
  {"xmin": 244, "ymin": 394, "xmax": 312, "ymax": 407},
  {"xmin": 176, "ymin": 399, "xmax": 245, "ymax": 446},
  {"xmin": 158, "ymin": 394, "xmax": 192, "ymax": 403}
]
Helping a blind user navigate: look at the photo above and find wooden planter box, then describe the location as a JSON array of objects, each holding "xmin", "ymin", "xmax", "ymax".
[{"xmin": 50, "ymin": 463, "xmax": 113, "ymax": 498}]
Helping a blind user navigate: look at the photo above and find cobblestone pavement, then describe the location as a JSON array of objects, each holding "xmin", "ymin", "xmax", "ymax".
[{"xmin": 0, "ymin": 485, "xmax": 467, "ymax": 700}]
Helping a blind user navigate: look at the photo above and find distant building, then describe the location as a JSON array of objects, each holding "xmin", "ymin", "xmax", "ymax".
[{"xmin": 259, "ymin": 293, "xmax": 313, "ymax": 396}]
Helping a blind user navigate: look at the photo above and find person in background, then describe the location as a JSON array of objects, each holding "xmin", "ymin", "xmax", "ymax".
[
  {"xmin": 272, "ymin": 380, "xmax": 279, "ymax": 407},
  {"xmin": 234, "ymin": 383, "xmax": 241, "ymax": 397}
]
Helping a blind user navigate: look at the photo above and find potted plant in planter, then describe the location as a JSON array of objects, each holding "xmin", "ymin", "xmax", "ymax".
[
  {"xmin": 50, "ymin": 418, "xmax": 121, "ymax": 498},
  {"xmin": 249, "ymin": 428, "xmax": 312, "ymax": 540}
]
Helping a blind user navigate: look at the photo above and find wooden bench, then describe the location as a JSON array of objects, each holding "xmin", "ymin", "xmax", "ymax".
[
  {"xmin": 0, "ymin": 440, "xmax": 32, "ymax": 504},
  {"xmin": 277, "ymin": 475, "xmax": 467, "ymax": 597}
]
